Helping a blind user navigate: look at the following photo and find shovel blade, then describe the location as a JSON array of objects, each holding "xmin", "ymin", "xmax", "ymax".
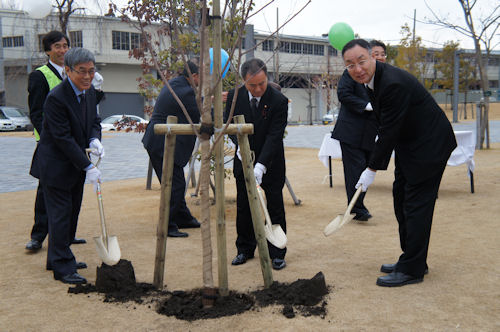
[
  {"xmin": 324, "ymin": 213, "xmax": 356, "ymax": 236},
  {"xmin": 264, "ymin": 223, "xmax": 287, "ymax": 249},
  {"xmin": 94, "ymin": 235, "xmax": 121, "ymax": 266}
]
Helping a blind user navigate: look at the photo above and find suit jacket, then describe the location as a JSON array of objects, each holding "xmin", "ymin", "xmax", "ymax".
[
  {"xmin": 225, "ymin": 84, "xmax": 288, "ymax": 180},
  {"xmin": 30, "ymin": 79, "xmax": 101, "ymax": 190},
  {"xmin": 332, "ymin": 69, "xmax": 378, "ymax": 151},
  {"xmin": 142, "ymin": 75, "xmax": 200, "ymax": 167},
  {"xmin": 368, "ymin": 62, "xmax": 457, "ymax": 182},
  {"xmin": 28, "ymin": 62, "xmax": 63, "ymax": 135}
]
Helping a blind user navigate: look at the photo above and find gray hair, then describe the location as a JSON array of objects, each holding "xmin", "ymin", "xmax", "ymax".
[{"xmin": 64, "ymin": 47, "xmax": 95, "ymax": 68}]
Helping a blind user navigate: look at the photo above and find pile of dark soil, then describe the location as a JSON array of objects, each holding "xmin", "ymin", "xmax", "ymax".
[{"xmin": 69, "ymin": 260, "xmax": 329, "ymax": 320}]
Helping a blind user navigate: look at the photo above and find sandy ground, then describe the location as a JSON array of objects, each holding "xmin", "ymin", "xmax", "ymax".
[
  {"xmin": 1, "ymin": 135, "xmax": 500, "ymax": 330},
  {"xmin": 1, "ymin": 104, "xmax": 500, "ymax": 330}
]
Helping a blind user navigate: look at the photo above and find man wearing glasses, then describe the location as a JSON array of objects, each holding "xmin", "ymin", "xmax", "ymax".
[
  {"xmin": 30, "ymin": 47, "xmax": 104, "ymax": 284},
  {"xmin": 25, "ymin": 31, "xmax": 86, "ymax": 252},
  {"xmin": 331, "ymin": 39, "xmax": 386, "ymax": 222},
  {"xmin": 342, "ymin": 39, "xmax": 456, "ymax": 287}
]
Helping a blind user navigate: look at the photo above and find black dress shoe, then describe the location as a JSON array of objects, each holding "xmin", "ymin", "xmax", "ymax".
[
  {"xmin": 56, "ymin": 272, "xmax": 87, "ymax": 285},
  {"xmin": 353, "ymin": 212, "xmax": 372, "ymax": 221},
  {"xmin": 47, "ymin": 261, "xmax": 87, "ymax": 271},
  {"xmin": 272, "ymin": 258, "xmax": 286, "ymax": 270},
  {"xmin": 231, "ymin": 253, "xmax": 254, "ymax": 265},
  {"xmin": 71, "ymin": 237, "xmax": 87, "ymax": 244},
  {"xmin": 376, "ymin": 271, "xmax": 423, "ymax": 287},
  {"xmin": 25, "ymin": 239, "xmax": 42, "ymax": 251},
  {"xmin": 177, "ymin": 218, "xmax": 201, "ymax": 229},
  {"xmin": 167, "ymin": 230, "xmax": 188, "ymax": 237},
  {"xmin": 380, "ymin": 263, "xmax": 428, "ymax": 275}
]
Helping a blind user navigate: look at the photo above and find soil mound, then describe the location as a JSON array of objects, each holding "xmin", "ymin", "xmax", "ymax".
[{"xmin": 69, "ymin": 262, "xmax": 329, "ymax": 320}]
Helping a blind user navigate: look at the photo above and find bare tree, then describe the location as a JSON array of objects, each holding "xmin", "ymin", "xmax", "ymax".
[
  {"xmin": 424, "ymin": 0, "xmax": 500, "ymax": 149},
  {"xmin": 54, "ymin": 0, "xmax": 85, "ymax": 34}
]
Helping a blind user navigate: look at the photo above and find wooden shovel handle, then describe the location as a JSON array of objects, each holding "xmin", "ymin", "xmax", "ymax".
[{"xmin": 345, "ymin": 186, "xmax": 363, "ymax": 218}]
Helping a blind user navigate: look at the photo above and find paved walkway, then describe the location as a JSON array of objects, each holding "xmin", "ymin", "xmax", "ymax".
[{"xmin": 1, "ymin": 120, "xmax": 499, "ymax": 193}]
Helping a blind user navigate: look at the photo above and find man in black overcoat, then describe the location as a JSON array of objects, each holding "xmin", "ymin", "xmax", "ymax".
[
  {"xmin": 225, "ymin": 58, "xmax": 289, "ymax": 270},
  {"xmin": 342, "ymin": 39, "xmax": 457, "ymax": 287},
  {"xmin": 142, "ymin": 60, "xmax": 201, "ymax": 237}
]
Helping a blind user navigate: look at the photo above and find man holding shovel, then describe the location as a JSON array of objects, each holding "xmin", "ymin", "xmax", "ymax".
[
  {"xmin": 30, "ymin": 47, "xmax": 104, "ymax": 284},
  {"xmin": 142, "ymin": 60, "xmax": 201, "ymax": 237},
  {"xmin": 225, "ymin": 58, "xmax": 288, "ymax": 270},
  {"xmin": 342, "ymin": 39, "xmax": 456, "ymax": 287},
  {"xmin": 25, "ymin": 31, "xmax": 87, "ymax": 252}
]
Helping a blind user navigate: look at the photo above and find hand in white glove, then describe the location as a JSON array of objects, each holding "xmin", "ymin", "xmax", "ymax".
[
  {"xmin": 254, "ymin": 162, "xmax": 266, "ymax": 185},
  {"xmin": 356, "ymin": 168, "xmax": 376, "ymax": 192},
  {"xmin": 236, "ymin": 146, "xmax": 241, "ymax": 161},
  {"xmin": 86, "ymin": 166, "xmax": 102, "ymax": 192},
  {"xmin": 89, "ymin": 138, "xmax": 105, "ymax": 158}
]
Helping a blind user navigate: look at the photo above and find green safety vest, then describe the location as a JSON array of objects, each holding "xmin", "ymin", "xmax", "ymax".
[{"xmin": 33, "ymin": 65, "xmax": 62, "ymax": 140}]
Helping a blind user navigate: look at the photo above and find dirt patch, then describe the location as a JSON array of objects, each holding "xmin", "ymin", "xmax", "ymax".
[{"xmin": 69, "ymin": 262, "xmax": 329, "ymax": 321}]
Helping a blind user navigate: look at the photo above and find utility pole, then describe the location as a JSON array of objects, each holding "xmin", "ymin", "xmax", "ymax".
[
  {"xmin": 453, "ymin": 50, "xmax": 459, "ymax": 123},
  {"xmin": 0, "ymin": 17, "xmax": 5, "ymax": 106},
  {"xmin": 274, "ymin": 8, "xmax": 279, "ymax": 82}
]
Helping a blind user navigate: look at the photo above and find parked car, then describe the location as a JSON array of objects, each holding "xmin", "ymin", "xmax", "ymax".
[
  {"xmin": 101, "ymin": 115, "xmax": 149, "ymax": 131},
  {"xmin": 322, "ymin": 107, "xmax": 339, "ymax": 125},
  {"xmin": 0, "ymin": 106, "xmax": 33, "ymax": 131},
  {"xmin": 0, "ymin": 112, "xmax": 15, "ymax": 131}
]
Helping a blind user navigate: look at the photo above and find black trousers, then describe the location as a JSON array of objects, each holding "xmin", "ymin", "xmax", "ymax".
[
  {"xmin": 43, "ymin": 175, "xmax": 85, "ymax": 278},
  {"xmin": 30, "ymin": 182, "xmax": 48, "ymax": 242},
  {"xmin": 235, "ymin": 173, "xmax": 287, "ymax": 259},
  {"xmin": 148, "ymin": 151, "xmax": 193, "ymax": 231},
  {"xmin": 392, "ymin": 157, "xmax": 447, "ymax": 278},
  {"xmin": 340, "ymin": 142, "xmax": 371, "ymax": 215}
]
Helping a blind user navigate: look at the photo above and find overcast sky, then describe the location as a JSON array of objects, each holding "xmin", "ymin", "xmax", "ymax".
[{"xmin": 8, "ymin": 0, "xmax": 499, "ymax": 50}]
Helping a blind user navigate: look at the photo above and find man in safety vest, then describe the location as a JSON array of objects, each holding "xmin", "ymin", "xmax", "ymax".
[{"xmin": 25, "ymin": 31, "xmax": 86, "ymax": 251}]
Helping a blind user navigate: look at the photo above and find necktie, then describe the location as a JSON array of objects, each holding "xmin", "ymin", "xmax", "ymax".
[
  {"xmin": 250, "ymin": 97, "xmax": 258, "ymax": 117},
  {"xmin": 366, "ymin": 86, "xmax": 375, "ymax": 100},
  {"xmin": 80, "ymin": 93, "xmax": 86, "ymax": 122}
]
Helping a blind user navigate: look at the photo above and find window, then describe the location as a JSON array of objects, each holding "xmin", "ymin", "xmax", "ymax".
[
  {"xmin": 279, "ymin": 41, "xmax": 290, "ymax": 53},
  {"xmin": 70, "ymin": 31, "xmax": 83, "ymax": 48},
  {"xmin": 328, "ymin": 46, "xmax": 337, "ymax": 56},
  {"xmin": 313, "ymin": 44, "xmax": 324, "ymax": 56},
  {"xmin": 2, "ymin": 36, "xmax": 24, "ymax": 48},
  {"xmin": 290, "ymin": 42, "xmax": 302, "ymax": 54},
  {"xmin": 38, "ymin": 34, "xmax": 45, "ymax": 52},
  {"xmin": 262, "ymin": 40, "xmax": 274, "ymax": 51},
  {"xmin": 303, "ymin": 43, "xmax": 313, "ymax": 55},
  {"xmin": 112, "ymin": 31, "xmax": 142, "ymax": 50}
]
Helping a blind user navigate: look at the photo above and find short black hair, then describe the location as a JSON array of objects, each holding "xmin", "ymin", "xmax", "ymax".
[
  {"xmin": 42, "ymin": 31, "xmax": 70, "ymax": 52},
  {"xmin": 342, "ymin": 39, "xmax": 370, "ymax": 57},
  {"xmin": 369, "ymin": 40, "xmax": 386, "ymax": 53},
  {"xmin": 182, "ymin": 60, "xmax": 199, "ymax": 77},
  {"xmin": 240, "ymin": 58, "xmax": 267, "ymax": 80}
]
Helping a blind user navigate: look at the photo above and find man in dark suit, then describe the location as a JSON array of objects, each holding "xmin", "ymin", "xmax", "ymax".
[
  {"xmin": 225, "ymin": 58, "xmax": 288, "ymax": 270},
  {"xmin": 332, "ymin": 40, "xmax": 388, "ymax": 221},
  {"xmin": 25, "ymin": 31, "xmax": 86, "ymax": 251},
  {"xmin": 30, "ymin": 47, "xmax": 104, "ymax": 284},
  {"xmin": 142, "ymin": 60, "xmax": 201, "ymax": 238},
  {"xmin": 342, "ymin": 39, "xmax": 457, "ymax": 287}
]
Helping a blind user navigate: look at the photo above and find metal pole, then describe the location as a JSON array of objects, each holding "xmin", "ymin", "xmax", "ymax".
[
  {"xmin": 0, "ymin": 18, "xmax": 5, "ymax": 106},
  {"xmin": 452, "ymin": 50, "xmax": 459, "ymax": 123}
]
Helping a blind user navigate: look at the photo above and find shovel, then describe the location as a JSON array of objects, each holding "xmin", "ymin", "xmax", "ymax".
[
  {"xmin": 324, "ymin": 186, "xmax": 363, "ymax": 236},
  {"xmin": 86, "ymin": 149, "xmax": 121, "ymax": 265},
  {"xmin": 256, "ymin": 184, "xmax": 287, "ymax": 249}
]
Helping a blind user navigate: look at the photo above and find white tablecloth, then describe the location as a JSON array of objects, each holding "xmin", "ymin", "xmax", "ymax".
[{"xmin": 318, "ymin": 131, "xmax": 475, "ymax": 172}]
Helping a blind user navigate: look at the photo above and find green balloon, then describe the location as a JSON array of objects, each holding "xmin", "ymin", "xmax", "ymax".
[{"xmin": 328, "ymin": 22, "xmax": 355, "ymax": 51}]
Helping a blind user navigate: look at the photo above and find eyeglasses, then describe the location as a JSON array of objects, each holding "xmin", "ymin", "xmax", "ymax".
[
  {"xmin": 345, "ymin": 59, "xmax": 368, "ymax": 71},
  {"xmin": 71, "ymin": 68, "xmax": 96, "ymax": 76}
]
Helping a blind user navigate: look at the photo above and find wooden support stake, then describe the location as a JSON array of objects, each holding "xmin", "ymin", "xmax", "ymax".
[
  {"xmin": 234, "ymin": 115, "xmax": 273, "ymax": 288},
  {"xmin": 153, "ymin": 116, "xmax": 177, "ymax": 289}
]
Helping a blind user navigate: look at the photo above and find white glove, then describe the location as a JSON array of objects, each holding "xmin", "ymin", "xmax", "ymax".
[
  {"xmin": 236, "ymin": 146, "xmax": 241, "ymax": 161},
  {"xmin": 86, "ymin": 166, "xmax": 102, "ymax": 192},
  {"xmin": 254, "ymin": 162, "xmax": 266, "ymax": 185},
  {"xmin": 89, "ymin": 138, "xmax": 105, "ymax": 158},
  {"xmin": 356, "ymin": 168, "xmax": 376, "ymax": 192}
]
